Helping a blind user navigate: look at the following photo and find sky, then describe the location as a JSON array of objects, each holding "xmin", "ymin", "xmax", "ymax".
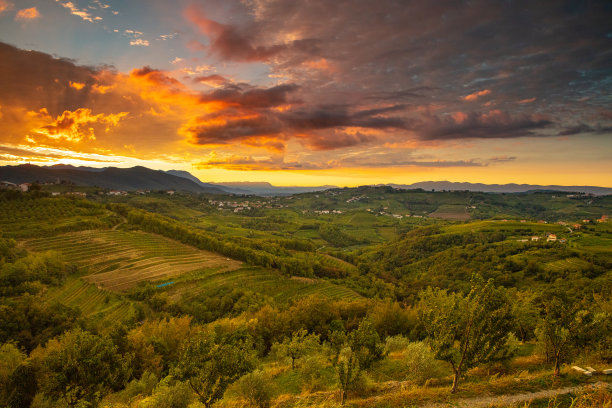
[{"xmin": 0, "ymin": 0, "xmax": 611, "ymax": 186}]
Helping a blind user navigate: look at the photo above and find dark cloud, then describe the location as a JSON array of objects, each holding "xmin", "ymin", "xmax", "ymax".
[
  {"xmin": 489, "ymin": 156, "xmax": 517, "ymax": 162},
  {"xmin": 420, "ymin": 111, "xmax": 553, "ymax": 140},
  {"xmin": 0, "ymin": 42, "xmax": 98, "ymax": 115},
  {"xmin": 558, "ymin": 123, "xmax": 612, "ymax": 136},
  {"xmin": 183, "ymin": 0, "xmax": 611, "ymax": 149},
  {"xmin": 185, "ymin": 5, "xmax": 321, "ymax": 62},
  {"xmin": 200, "ymin": 83, "xmax": 300, "ymax": 108}
]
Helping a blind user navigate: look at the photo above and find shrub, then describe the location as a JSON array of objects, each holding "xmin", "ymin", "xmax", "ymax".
[
  {"xmin": 236, "ymin": 369, "xmax": 273, "ymax": 408},
  {"xmin": 384, "ymin": 335, "xmax": 410, "ymax": 354},
  {"xmin": 403, "ymin": 341, "xmax": 444, "ymax": 384}
]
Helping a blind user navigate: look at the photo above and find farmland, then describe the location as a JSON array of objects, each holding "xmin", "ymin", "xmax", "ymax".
[{"xmin": 0, "ymin": 189, "xmax": 611, "ymax": 408}]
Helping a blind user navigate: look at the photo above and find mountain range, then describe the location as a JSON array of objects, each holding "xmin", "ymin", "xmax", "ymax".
[{"xmin": 1, "ymin": 164, "xmax": 610, "ymax": 196}]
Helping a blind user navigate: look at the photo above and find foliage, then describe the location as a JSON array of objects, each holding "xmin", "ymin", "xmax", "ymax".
[
  {"xmin": 173, "ymin": 330, "xmax": 255, "ymax": 408},
  {"xmin": 138, "ymin": 377, "xmax": 193, "ymax": 408},
  {"xmin": 0, "ymin": 342, "xmax": 26, "ymax": 405},
  {"xmin": 39, "ymin": 328, "xmax": 127, "ymax": 407},
  {"xmin": 337, "ymin": 347, "xmax": 360, "ymax": 405},
  {"xmin": 349, "ymin": 318, "xmax": 386, "ymax": 370},
  {"xmin": 419, "ymin": 275, "xmax": 514, "ymax": 392},
  {"xmin": 402, "ymin": 341, "xmax": 444, "ymax": 384},
  {"xmin": 535, "ymin": 295, "xmax": 595, "ymax": 376},
  {"xmin": 273, "ymin": 329, "xmax": 321, "ymax": 369},
  {"xmin": 236, "ymin": 369, "xmax": 273, "ymax": 408}
]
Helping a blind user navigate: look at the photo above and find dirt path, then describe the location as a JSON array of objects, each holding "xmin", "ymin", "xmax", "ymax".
[
  {"xmin": 422, "ymin": 381, "xmax": 610, "ymax": 408},
  {"xmin": 111, "ymin": 216, "xmax": 127, "ymax": 230}
]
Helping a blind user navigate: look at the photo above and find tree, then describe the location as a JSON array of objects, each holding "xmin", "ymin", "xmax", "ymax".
[
  {"xmin": 337, "ymin": 347, "xmax": 360, "ymax": 405},
  {"xmin": 0, "ymin": 342, "xmax": 26, "ymax": 406},
  {"xmin": 6, "ymin": 362, "xmax": 38, "ymax": 408},
  {"xmin": 328, "ymin": 328, "xmax": 348, "ymax": 366},
  {"xmin": 40, "ymin": 328, "xmax": 126, "ymax": 406},
  {"xmin": 536, "ymin": 297, "xmax": 593, "ymax": 376},
  {"xmin": 509, "ymin": 289, "xmax": 539, "ymax": 342},
  {"xmin": 274, "ymin": 329, "xmax": 320, "ymax": 370},
  {"xmin": 173, "ymin": 331, "xmax": 254, "ymax": 408},
  {"xmin": 348, "ymin": 319, "xmax": 386, "ymax": 370},
  {"xmin": 419, "ymin": 276, "xmax": 513, "ymax": 393}
]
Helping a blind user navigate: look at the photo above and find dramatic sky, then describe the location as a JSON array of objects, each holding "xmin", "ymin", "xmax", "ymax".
[{"xmin": 0, "ymin": 0, "xmax": 611, "ymax": 186}]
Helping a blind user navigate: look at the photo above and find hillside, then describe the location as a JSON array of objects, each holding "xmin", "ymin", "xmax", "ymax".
[
  {"xmin": 0, "ymin": 164, "xmax": 225, "ymax": 193},
  {"xmin": 0, "ymin": 190, "xmax": 610, "ymax": 407}
]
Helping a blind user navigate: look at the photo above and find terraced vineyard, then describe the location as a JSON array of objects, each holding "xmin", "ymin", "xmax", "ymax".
[
  {"xmin": 0, "ymin": 195, "xmax": 118, "ymax": 237},
  {"xmin": 23, "ymin": 229, "xmax": 361, "ymax": 301},
  {"xmin": 43, "ymin": 278, "xmax": 136, "ymax": 325},
  {"xmin": 24, "ymin": 230, "xmax": 243, "ymax": 291}
]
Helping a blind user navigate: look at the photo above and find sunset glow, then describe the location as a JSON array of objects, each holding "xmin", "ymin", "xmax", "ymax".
[{"xmin": 0, "ymin": 1, "xmax": 610, "ymax": 186}]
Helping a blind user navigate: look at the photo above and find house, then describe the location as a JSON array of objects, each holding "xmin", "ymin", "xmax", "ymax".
[
  {"xmin": 531, "ymin": 236, "xmax": 540, "ymax": 241},
  {"xmin": 0, "ymin": 181, "xmax": 18, "ymax": 190},
  {"xmin": 547, "ymin": 234, "xmax": 557, "ymax": 242},
  {"xmin": 597, "ymin": 215, "xmax": 609, "ymax": 223}
]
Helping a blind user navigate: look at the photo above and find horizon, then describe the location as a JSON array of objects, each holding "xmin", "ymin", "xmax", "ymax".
[
  {"xmin": 0, "ymin": 1, "xmax": 611, "ymax": 187},
  {"xmin": 4, "ymin": 162, "xmax": 612, "ymax": 189}
]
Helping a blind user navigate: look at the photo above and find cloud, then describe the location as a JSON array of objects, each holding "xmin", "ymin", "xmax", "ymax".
[
  {"xmin": 56, "ymin": 1, "xmax": 99, "ymax": 23},
  {"xmin": 185, "ymin": 4, "xmax": 319, "ymax": 62},
  {"xmin": 15, "ymin": 7, "xmax": 39, "ymax": 20},
  {"xmin": 558, "ymin": 123, "xmax": 612, "ymax": 136},
  {"xmin": 420, "ymin": 110, "xmax": 552, "ymax": 140},
  {"xmin": 0, "ymin": 144, "xmax": 119, "ymax": 163},
  {"xmin": 517, "ymin": 97, "xmax": 536, "ymax": 104},
  {"xmin": 193, "ymin": 74, "xmax": 230, "ymax": 87},
  {"xmin": 69, "ymin": 81, "xmax": 86, "ymax": 90},
  {"xmin": 194, "ymin": 152, "xmax": 484, "ymax": 171},
  {"xmin": 130, "ymin": 39, "xmax": 150, "ymax": 47},
  {"xmin": 0, "ymin": 0, "xmax": 14, "ymax": 15},
  {"xmin": 463, "ymin": 89, "xmax": 492, "ymax": 101},
  {"xmin": 489, "ymin": 155, "xmax": 517, "ymax": 162},
  {"xmin": 32, "ymin": 108, "xmax": 128, "ymax": 142}
]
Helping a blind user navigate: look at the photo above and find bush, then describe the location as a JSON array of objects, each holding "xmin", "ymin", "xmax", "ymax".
[
  {"xmin": 299, "ymin": 355, "xmax": 335, "ymax": 392},
  {"xmin": 236, "ymin": 370, "xmax": 273, "ymax": 408},
  {"xmin": 139, "ymin": 377, "xmax": 193, "ymax": 408},
  {"xmin": 384, "ymin": 335, "xmax": 410, "ymax": 354},
  {"xmin": 402, "ymin": 342, "xmax": 444, "ymax": 384}
]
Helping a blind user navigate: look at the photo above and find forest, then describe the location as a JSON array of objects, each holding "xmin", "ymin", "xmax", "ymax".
[{"xmin": 0, "ymin": 187, "xmax": 611, "ymax": 407}]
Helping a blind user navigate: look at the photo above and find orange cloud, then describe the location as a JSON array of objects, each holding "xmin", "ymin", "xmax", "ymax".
[
  {"xmin": 69, "ymin": 81, "xmax": 86, "ymax": 90},
  {"xmin": 15, "ymin": 7, "xmax": 39, "ymax": 20},
  {"xmin": 451, "ymin": 112, "xmax": 468, "ymax": 123},
  {"xmin": 463, "ymin": 89, "xmax": 491, "ymax": 101},
  {"xmin": 518, "ymin": 97, "xmax": 536, "ymax": 104},
  {"xmin": 303, "ymin": 58, "xmax": 335, "ymax": 72},
  {"xmin": 32, "ymin": 108, "xmax": 128, "ymax": 142},
  {"xmin": 0, "ymin": 0, "xmax": 14, "ymax": 15}
]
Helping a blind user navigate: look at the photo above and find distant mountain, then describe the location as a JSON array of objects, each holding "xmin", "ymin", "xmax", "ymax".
[
  {"xmin": 212, "ymin": 182, "xmax": 337, "ymax": 196},
  {"xmin": 0, "ymin": 164, "xmax": 225, "ymax": 193},
  {"xmin": 164, "ymin": 170, "xmax": 231, "ymax": 192},
  {"xmin": 382, "ymin": 181, "xmax": 612, "ymax": 196}
]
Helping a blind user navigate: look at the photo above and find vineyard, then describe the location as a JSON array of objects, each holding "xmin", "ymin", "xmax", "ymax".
[
  {"xmin": 23, "ymin": 229, "xmax": 360, "ymax": 301},
  {"xmin": 24, "ymin": 230, "xmax": 243, "ymax": 291},
  {"xmin": 0, "ymin": 194, "xmax": 118, "ymax": 237}
]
